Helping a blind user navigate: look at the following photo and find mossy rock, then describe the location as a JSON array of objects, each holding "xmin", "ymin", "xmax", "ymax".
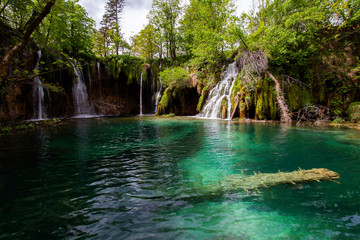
[{"xmin": 347, "ymin": 102, "xmax": 360, "ymax": 123}]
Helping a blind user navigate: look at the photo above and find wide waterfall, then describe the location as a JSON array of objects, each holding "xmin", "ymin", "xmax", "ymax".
[
  {"xmin": 72, "ymin": 63, "xmax": 94, "ymax": 116},
  {"xmin": 139, "ymin": 72, "xmax": 143, "ymax": 116},
  {"xmin": 32, "ymin": 50, "xmax": 46, "ymax": 120},
  {"xmin": 198, "ymin": 61, "xmax": 239, "ymax": 119}
]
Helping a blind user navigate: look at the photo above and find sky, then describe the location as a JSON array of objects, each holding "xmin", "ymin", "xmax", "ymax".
[{"xmin": 79, "ymin": 0, "xmax": 253, "ymax": 41}]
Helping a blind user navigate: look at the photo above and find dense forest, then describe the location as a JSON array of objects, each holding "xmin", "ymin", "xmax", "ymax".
[{"xmin": 0, "ymin": 0, "xmax": 359, "ymax": 123}]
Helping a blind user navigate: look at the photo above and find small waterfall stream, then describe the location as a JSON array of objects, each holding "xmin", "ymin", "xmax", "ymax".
[
  {"xmin": 72, "ymin": 63, "xmax": 94, "ymax": 116},
  {"xmin": 97, "ymin": 62, "xmax": 102, "ymax": 98},
  {"xmin": 154, "ymin": 63, "xmax": 162, "ymax": 114},
  {"xmin": 32, "ymin": 50, "xmax": 46, "ymax": 120},
  {"xmin": 198, "ymin": 61, "xmax": 238, "ymax": 119},
  {"xmin": 140, "ymin": 73, "xmax": 143, "ymax": 116}
]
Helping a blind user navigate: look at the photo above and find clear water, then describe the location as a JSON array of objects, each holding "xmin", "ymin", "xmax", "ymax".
[{"xmin": 0, "ymin": 117, "xmax": 360, "ymax": 239}]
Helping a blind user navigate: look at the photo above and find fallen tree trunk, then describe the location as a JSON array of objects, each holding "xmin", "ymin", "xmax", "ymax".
[
  {"xmin": 230, "ymin": 97, "xmax": 240, "ymax": 120},
  {"xmin": 267, "ymin": 71, "xmax": 292, "ymax": 123},
  {"xmin": 190, "ymin": 168, "xmax": 340, "ymax": 196},
  {"xmin": 223, "ymin": 168, "xmax": 340, "ymax": 192}
]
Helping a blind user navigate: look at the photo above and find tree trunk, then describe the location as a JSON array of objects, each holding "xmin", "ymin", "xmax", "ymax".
[
  {"xmin": 0, "ymin": 0, "xmax": 56, "ymax": 82},
  {"xmin": 230, "ymin": 98, "xmax": 240, "ymax": 120},
  {"xmin": 267, "ymin": 71, "xmax": 292, "ymax": 123}
]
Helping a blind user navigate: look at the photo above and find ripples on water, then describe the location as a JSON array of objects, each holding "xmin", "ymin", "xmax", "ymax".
[{"xmin": 0, "ymin": 117, "xmax": 360, "ymax": 239}]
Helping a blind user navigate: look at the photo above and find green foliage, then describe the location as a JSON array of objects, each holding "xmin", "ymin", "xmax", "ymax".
[
  {"xmin": 148, "ymin": 0, "xmax": 182, "ymax": 60},
  {"xmin": 0, "ymin": 126, "xmax": 13, "ymax": 133},
  {"xmin": 197, "ymin": 85, "xmax": 210, "ymax": 112},
  {"xmin": 159, "ymin": 67, "xmax": 189, "ymax": 88},
  {"xmin": 104, "ymin": 55, "xmax": 144, "ymax": 83},
  {"xmin": 286, "ymin": 84, "xmax": 311, "ymax": 112},
  {"xmin": 132, "ymin": 24, "xmax": 158, "ymax": 59},
  {"xmin": 157, "ymin": 87, "xmax": 171, "ymax": 114},
  {"xmin": 332, "ymin": 117, "xmax": 346, "ymax": 124},
  {"xmin": 180, "ymin": 0, "xmax": 240, "ymax": 67},
  {"xmin": 165, "ymin": 113, "xmax": 175, "ymax": 117},
  {"xmin": 35, "ymin": 0, "xmax": 96, "ymax": 58},
  {"xmin": 100, "ymin": 0, "xmax": 126, "ymax": 56},
  {"xmin": 347, "ymin": 102, "xmax": 360, "ymax": 123},
  {"xmin": 331, "ymin": 99, "xmax": 344, "ymax": 116}
]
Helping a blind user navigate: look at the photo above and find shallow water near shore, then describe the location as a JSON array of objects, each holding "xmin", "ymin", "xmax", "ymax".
[{"xmin": 0, "ymin": 116, "xmax": 360, "ymax": 239}]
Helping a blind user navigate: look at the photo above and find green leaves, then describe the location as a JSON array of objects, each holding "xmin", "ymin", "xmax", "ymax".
[
  {"xmin": 101, "ymin": 0, "xmax": 126, "ymax": 55},
  {"xmin": 35, "ymin": 0, "xmax": 96, "ymax": 58},
  {"xmin": 131, "ymin": 24, "xmax": 158, "ymax": 59},
  {"xmin": 180, "ymin": 0, "xmax": 239, "ymax": 68},
  {"xmin": 148, "ymin": 0, "xmax": 183, "ymax": 59},
  {"xmin": 159, "ymin": 67, "xmax": 189, "ymax": 88}
]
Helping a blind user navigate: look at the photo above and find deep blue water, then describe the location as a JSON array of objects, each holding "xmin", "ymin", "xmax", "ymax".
[{"xmin": 0, "ymin": 117, "xmax": 359, "ymax": 239}]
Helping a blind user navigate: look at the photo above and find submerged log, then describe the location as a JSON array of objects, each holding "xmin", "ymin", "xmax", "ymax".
[
  {"xmin": 223, "ymin": 168, "xmax": 340, "ymax": 192},
  {"xmin": 194, "ymin": 168, "xmax": 340, "ymax": 196}
]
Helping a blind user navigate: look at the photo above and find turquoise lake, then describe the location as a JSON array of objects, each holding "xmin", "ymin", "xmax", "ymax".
[{"xmin": 0, "ymin": 117, "xmax": 360, "ymax": 239}]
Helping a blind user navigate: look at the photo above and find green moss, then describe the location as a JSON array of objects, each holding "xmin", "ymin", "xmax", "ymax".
[
  {"xmin": 197, "ymin": 85, "xmax": 210, "ymax": 112},
  {"xmin": 104, "ymin": 55, "xmax": 144, "ymax": 84},
  {"xmin": 286, "ymin": 85, "xmax": 311, "ymax": 112},
  {"xmin": 157, "ymin": 88, "xmax": 171, "ymax": 115},
  {"xmin": 240, "ymin": 102, "xmax": 246, "ymax": 111},
  {"xmin": 255, "ymin": 80, "xmax": 268, "ymax": 120},
  {"xmin": 269, "ymin": 86, "xmax": 277, "ymax": 119},
  {"xmin": 165, "ymin": 113, "xmax": 175, "ymax": 117},
  {"xmin": 256, "ymin": 93, "xmax": 264, "ymax": 120},
  {"xmin": 347, "ymin": 102, "xmax": 360, "ymax": 123},
  {"xmin": 197, "ymin": 95, "xmax": 205, "ymax": 112}
]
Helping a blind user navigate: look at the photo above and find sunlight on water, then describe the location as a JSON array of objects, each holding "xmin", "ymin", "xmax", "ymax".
[{"xmin": 0, "ymin": 117, "xmax": 359, "ymax": 239}]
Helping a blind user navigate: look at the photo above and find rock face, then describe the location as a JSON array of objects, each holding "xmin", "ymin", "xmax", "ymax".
[{"xmin": 0, "ymin": 59, "xmax": 149, "ymax": 121}]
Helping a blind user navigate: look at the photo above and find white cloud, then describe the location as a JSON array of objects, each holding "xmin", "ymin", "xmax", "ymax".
[
  {"xmin": 79, "ymin": 0, "xmax": 252, "ymax": 41},
  {"xmin": 79, "ymin": 0, "xmax": 105, "ymax": 27}
]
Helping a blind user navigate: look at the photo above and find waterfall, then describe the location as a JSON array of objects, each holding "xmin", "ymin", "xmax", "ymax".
[
  {"xmin": 154, "ymin": 84, "xmax": 163, "ymax": 114},
  {"xmin": 154, "ymin": 63, "xmax": 162, "ymax": 114},
  {"xmin": 97, "ymin": 62, "xmax": 101, "ymax": 80},
  {"xmin": 198, "ymin": 61, "xmax": 239, "ymax": 120},
  {"xmin": 32, "ymin": 50, "xmax": 46, "ymax": 120},
  {"xmin": 72, "ymin": 63, "xmax": 94, "ymax": 116},
  {"xmin": 140, "ymin": 72, "xmax": 143, "ymax": 116},
  {"xmin": 97, "ymin": 62, "xmax": 102, "ymax": 98}
]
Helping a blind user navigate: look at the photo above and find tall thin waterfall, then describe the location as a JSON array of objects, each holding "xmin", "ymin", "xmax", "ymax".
[
  {"xmin": 72, "ymin": 63, "xmax": 94, "ymax": 116},
  {"xmin": 97, "ymin": 62, "xmax": 101, "ymax": 80},
  {"xmin": 198, "ymin": 61, "xmax": 239, "ymax": 119},
  {"xmin": 154, "ymin": 63, "xmax": 162, "ymax": 114},
  {"xmin": 139, "ymin": 72, "xmax": 143, "ymax": 116},
  {"xmin": 96, "ymin": 62, "xmax": 102, "ymax": 98},
  {"xmin": 32, "ymin": 50, "xmax": 46, "ymax": 120}
]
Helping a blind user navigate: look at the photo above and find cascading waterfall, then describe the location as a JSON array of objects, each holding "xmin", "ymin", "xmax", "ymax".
[
  {"xmin": 32, "ymin": 50, "xmax": 46, "ymax": 120},
  {"xmin": 72, "ymin": 63, "xmax": 94, "ymax": 116},
  {"xmin": 154, "ymin": 63, "xmax": 162, "ymax": 114},
  {"xmin": 198, "ymin": 61, "xmax": 239, "ymax": 119},
  {"xmin": 139, "ymin": 72, "xmax": 143, "ymax": 116}
]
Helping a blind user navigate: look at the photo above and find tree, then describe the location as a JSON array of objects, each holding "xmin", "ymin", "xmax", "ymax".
[
  {"xmin": 180, "ymin": 0, "xmax": 239, "ymax": 67},
  {"xmin": 148, "ymin": 0, "xmax": 182, "ymax": 60},
  {"xmin": 37, "ymin": 0, "xmax": 95, "ymax": 57},
  {"xmin": 0, "ymin": 0, "xmax": 56, "ymax": 82},
  {"xmin": 160, "ymin": 66, "xmax": 189, "ymax": 88},
  {"xmin": 131, "ymin": 24, "xmax": 158, "ymax": 59},
  {"xmin": 101, "ymin": 0, "xmax": 125, "ymax": 55}
]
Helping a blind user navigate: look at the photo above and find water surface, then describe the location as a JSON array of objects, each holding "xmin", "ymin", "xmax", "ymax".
[{"xmin": 0, "ymin": 117, "xmax": 359, "ymax": 239}]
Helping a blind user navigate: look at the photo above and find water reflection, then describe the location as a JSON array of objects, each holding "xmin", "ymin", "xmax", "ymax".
[{"xmin": 0, "ymin": 118, "xmax": 360, "ymax": 239}]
